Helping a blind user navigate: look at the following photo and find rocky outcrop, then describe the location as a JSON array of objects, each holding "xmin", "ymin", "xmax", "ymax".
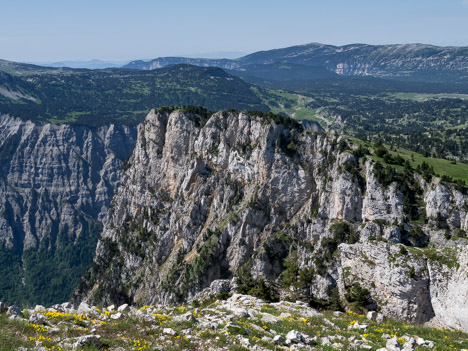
[
  {"xmin": 76, "ymin": 109, "xmax": 468, "ymax": 331},
  {"xmin": 428, "ymin": 246, "xmax": 468, "ymax": 330},
  {"xmin": 0, "ymin": 114, "xmax": 137, "ymax": 304},
  {"xmin": 339, "ymin": 242, "xmax": 435, "ymax": 324},
  {"xmin": 424, "ymin": 181, "xmax": 468, "ymax": 231}
]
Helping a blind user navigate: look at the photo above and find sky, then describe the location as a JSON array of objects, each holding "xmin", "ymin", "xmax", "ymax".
[{"xmin": 1, "ymin": 0, "xmax": 467, "ymax": 62}]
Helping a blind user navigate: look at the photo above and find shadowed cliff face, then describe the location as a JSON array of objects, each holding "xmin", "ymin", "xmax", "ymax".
[
  {"xmin": 77, "ymin": 109, "xmax": 468, "ymax": 331},
  {"xmin": 0, "ymin": 115, "xmax": 137, "ymax": 305}
]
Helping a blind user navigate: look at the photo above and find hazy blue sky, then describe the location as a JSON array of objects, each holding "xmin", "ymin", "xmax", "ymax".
[{"xmin": 1, "ymin": 0, "xmax": 467, "ymax": 62}]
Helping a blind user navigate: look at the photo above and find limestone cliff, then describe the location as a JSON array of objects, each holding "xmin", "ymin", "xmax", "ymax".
[
  {"xmin": 76, "ymin": 109, "xmax": 468, "ymax": 331},
  {"xmin": 0, "ymin": 115, "xmax": 137, "ymax": 304}
]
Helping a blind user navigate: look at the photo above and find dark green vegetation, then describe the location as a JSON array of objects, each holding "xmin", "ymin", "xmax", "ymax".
[
  {"xmin": 363, "ymin": 139, "xmax": 468, "ymax": 184},
  {"xmin": 236, "ymin": 268, "xmax": 280, "ymax": 303},
  {"xmin": 227, "ymin": 62, "xmax": 338, "ymax": 81},
  {"xmin": 0, "ymin": 222, "xmax": 100, "ymax": 307},
  {"xmin": 0, "ymin": 64, "xmax": 267, "ymax": 126},
  {"xmin": 332, "ymin": 96, "xmax": 468, "ymax": 161},
  {"xmin": 239, "ymin": 72, "xmax": 468, "ymax": 95},
  {"xmin": 258, "ymin": 90, "xmax": 468, "ymax": 163}
]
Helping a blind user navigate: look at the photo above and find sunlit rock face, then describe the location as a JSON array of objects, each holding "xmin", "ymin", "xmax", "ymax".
[{"xmin": 76, "ymin": 109, "xmax": 468, "ymax": 332}]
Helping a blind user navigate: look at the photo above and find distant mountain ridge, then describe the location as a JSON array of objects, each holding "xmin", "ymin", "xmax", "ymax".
[
  {"xmin": 123, "ymin": 57, "xmax": 237, "ymax": 70},
  {"xmin": 34, "ymin": 59, "xmax": 130, "ymax": 69},
  {"xmin": 123, "ymin": 42, "xmax": 468, "ymax": 84}
]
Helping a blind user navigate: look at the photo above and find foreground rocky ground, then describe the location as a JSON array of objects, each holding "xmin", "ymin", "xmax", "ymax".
[{"xmin": 1, "ymin": 293, "xmax": 467, "ymax": 351}]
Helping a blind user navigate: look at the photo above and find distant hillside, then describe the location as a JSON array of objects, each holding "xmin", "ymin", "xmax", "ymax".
[
  {"xmin": 124, "ymin": 42, "xmax": 468, "ymax": 85},
  {"xmin": 227, "ymin": 62, "xmax": 338, "ymax": 81},
  {"xmin": 0, "ymin": 59, "xmax": 69, "ymax": 76},
  {"xmin": 244, "ymin": 75, "xmax": 468, "ymax": 95},
  {"xmin": 238, "ymin": 43, "xmax": 468, "ymax": 79},
  {"xmin": 0, "ymin": 64, "xmax": 268, "ymax": 126},
  {"xmin": 123, "ymin": 57, "xmax": 236, "ymax": 70}
]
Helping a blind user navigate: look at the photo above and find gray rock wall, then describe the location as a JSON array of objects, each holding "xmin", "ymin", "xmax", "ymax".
[
  {"xmin": 0, "ymin": 114, "xmax": 137, "ymax": 304},
  {"xmin": 0, "ymin": 115, "xmax": 137, "ymax": 251},
  {"xmin": 76, "ymin": 110, "xmax": 468, "ymax": 331}
]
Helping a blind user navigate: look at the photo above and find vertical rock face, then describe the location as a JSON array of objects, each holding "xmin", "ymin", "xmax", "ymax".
[
  {"xmin": 0, "ymin": 115, "xmax": 137, "ymax": 304},
  {"xmin": 339, "ymin": 242, "xmax": 436, "ymax": 324},
  {"xmin": 428, "ymin": 246, "xmax": 468, "ymax": 330},
  {"xmin": 77, "ymin": 109, "xmax": 468, "ymax": 331}
]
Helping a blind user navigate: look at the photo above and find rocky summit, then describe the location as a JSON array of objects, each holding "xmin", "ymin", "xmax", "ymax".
[
  {"xmin": 74, "ymin": 108, "xmax": 468, "ymax": 334},
  {"xmin": 1, "ymin": 289, "xmax": 468, "ymax": 350}
]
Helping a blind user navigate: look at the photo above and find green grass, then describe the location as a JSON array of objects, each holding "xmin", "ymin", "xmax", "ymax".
[
  {"xmin": 391, "ymin": 147, "xmax": 468, "ymax": 183},
  {"xmin": 49, "ymin": 116, "xmax": 78, "ymax": 124},
  {"xmin": 406, "ymin": 247, "xmax": 460, "ymax": 269},
  {"xmin": 388, "ymin": 92, "xmax": 468, "ymax": 101},
  {"xmin": 254, "ymin": 87, "xmax": 326, "ymax": 127},
  {"xmin": 350, "ymin": 136, "xmax": 468, "ymax": 183},
  {"xmin": 0, "ymin": 315, "xmax": 35, "ymax": 350},
  {"xmin": 292, "ymin": 108, "xmax": 319, "ymax": 121}
]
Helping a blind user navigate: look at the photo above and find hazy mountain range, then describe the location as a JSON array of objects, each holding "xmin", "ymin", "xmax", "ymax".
[
  {"xmin": 29, "ymin": 59, "xmax": 130, "ymax": 69},
  {"xmin": 25, "ymin": 51, "xmax": 246, "ymax": 69},
  {"xmin": 123, "ymin": 42, "xmax": 468, "ymax": 84}
]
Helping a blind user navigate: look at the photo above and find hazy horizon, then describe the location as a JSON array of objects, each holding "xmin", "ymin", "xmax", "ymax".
[
  {"xmin": 22, "ymin": 51, "xmax": 249, "ymax": 66},
  {"xmin": 20, "ymin": 42, "xmax": 468, "ymax": 66},
  {"xmin": 1, "ymin": 0, "xmax": 468, "ymax": 62}
]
